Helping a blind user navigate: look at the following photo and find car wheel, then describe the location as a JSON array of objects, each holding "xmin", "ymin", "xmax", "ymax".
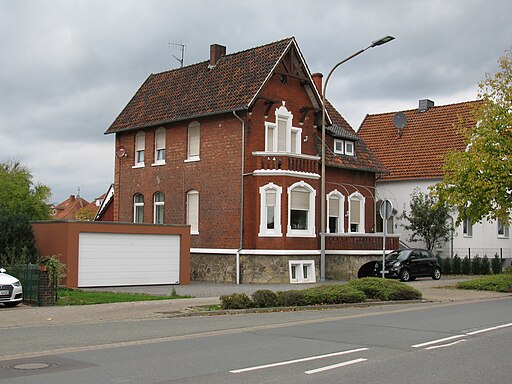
[
  {"xmin": 432, "ymin": 267, "xmax": 442, "ymax": 280},
  {"xmin": 399, "ymin": 269, "xmax": 411, "ymax": 282},
  {"xmin": 3, "ymin": 301, "xmax": 20, "ymax": 308}
]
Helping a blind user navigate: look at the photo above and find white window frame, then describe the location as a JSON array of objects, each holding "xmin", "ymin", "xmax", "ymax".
[
  {"xmin": 259, "ymin": 183, "xmax": 282, "ymax": 237},
  {"xmin": 349, "ymin": 192, "xmax": 365, "ymax": 233},
  {"xmin": 327, "ymin": 190, "xmax": 345, "ymax": 233},
  {"xmin": 187, "ymin": 190, "xmax": 199, "ymax": 235},
  {"xmin": 287, "ymin": 181, "xmax": 316, "ymax": 237},
  {"xmin": 153, "ymin": 192, "xmax": 164, "ymax": 224},
  {"xmin": 134, "ymin": 131, "xmax": 145, "ymax": 167},
  {"xmin": 497, "ymin": 219, "xmax": 509, "ymax": 238},
  {"xmin": 133, "ymin": 193, "xmax": 144, "ymax": 223},
  {"xmin": 344, "ymin": 140, "xmax": 355, "ymax": 156},
  {"xmin": 334, "ymin": 139, "xmax": 344, "ymax": 154},
  {"xmin": 463, "ymin": 218, "xmax": 473, "ymax": 237},
  {"xmin": 289, "ymin": 260, "xmax": 316, "ymax": 283},
  {"xmin": 264, "ymin": 103, "xmax": 301, "ymax": 154},
  {"xmin": 153, "ymin": 127, "xmax": 166, "ymax": 165},
  {"xmin": 187, "ymin": 121, "xmax": 200, "ymax": 162}
]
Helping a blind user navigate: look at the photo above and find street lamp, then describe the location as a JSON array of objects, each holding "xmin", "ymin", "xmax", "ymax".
[{"xmin": 320, "ymin": 36, "xmax": 395, "ymax": 282}]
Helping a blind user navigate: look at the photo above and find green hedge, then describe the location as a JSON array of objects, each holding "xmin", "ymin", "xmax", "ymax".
[
  {"xmin": 456, "ymin": 274, "xmax": 512, "ymax": 293},
  {"xmin": 219, "ymin": 279, "xmax": 423, "ymax": 310}
]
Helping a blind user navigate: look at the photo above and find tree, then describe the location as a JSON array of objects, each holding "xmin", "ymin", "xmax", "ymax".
[
  {"xmin": 0, "ymin": 161, "xmax": 52, "ymax": 221},
  {"xmin": 400, "ymin": 189, "xmax": 452, "ymax": 251},
  {"xmin": 75, "ymin": 207, "xmax": 97, "ymax": 221},
  {"xmin": 435, "ymin": 49, "xmax": 512, "ymax": 225}
]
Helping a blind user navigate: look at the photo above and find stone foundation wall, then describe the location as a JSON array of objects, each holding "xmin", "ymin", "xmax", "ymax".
[{"xmin": 191, "ymin": 252, "xmax": 383, "ymax": 284}]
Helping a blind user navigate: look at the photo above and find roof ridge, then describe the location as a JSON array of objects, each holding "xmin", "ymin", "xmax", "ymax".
[
  {"xmin": 150, "ymin": 37, "xmax": 296, "ymax": 77},
  {"xmin": 365, "ymin": 99, "xmax": 482, "ymax": 118}
]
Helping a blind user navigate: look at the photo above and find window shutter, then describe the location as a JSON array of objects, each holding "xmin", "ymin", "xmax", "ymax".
[
  {"xmin": 350, "ymin": 199, "xmax": 360, "ymax": 222},
  {"xmin": 187, "ymin": 191, "xmax": 199, "ymax": 232},
  {"xmin": 136, "ymin": 132, "xmax": 145, "ymax": 150},
  {"xmin": 291, "ymin": 187, "xmax": 309, "ymax": 210},
  {"xmin": 329, "ymin": 197, "xmax": 340, "ymax": 216},
  {"xmin": 266, "ymin": 190, "xmax": 276, "ymax": 205},
  {"xmin": 188, "ymin": 123, "xmax": 200, "ymax": 157},
  {"xmin": 156, "ymin": 129, "xmax": 165, "ymax": 149}
]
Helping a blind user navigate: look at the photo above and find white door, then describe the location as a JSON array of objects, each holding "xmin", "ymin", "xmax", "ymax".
[{"xmin": 78, "ymin": 232, "xmax": 180, "ymax": 287}]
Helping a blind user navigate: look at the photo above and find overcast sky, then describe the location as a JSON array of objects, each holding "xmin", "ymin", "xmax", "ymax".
[{"xmin": 0, "ymin": 0, "xmax": 510, "ymax": 204}]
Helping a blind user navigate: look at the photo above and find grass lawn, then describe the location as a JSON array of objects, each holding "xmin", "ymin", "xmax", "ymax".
[
  {"xmin": 57, "ymin": 288, "xmax": 191, "ymax": 306},
  {"xmin": 456, "ymin": 274, "xmax": 512, "ymax": 293}
]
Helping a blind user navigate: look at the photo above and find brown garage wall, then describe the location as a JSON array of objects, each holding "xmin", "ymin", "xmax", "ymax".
[{"xmin": 32, "ymin": 221, "xmax": 190, "ymax": 288}]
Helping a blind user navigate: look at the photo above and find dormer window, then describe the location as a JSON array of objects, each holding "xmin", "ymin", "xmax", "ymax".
[
  {"xmin": 333, "ymin": 139, "xmax": 355, "ymax": 156},
  {"xmin": 265, "ymin": 103, "xmax": 301, "ymax": 154}
]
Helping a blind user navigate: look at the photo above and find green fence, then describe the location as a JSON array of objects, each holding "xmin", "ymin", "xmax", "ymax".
[{"xmin": 23, "ymin": 263, "xmax": 40, "ymax": 305}]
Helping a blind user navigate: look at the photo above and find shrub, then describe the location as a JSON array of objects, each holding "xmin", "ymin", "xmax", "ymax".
[
  {"xmin": 452, "ymin": 255, "xmax": 462, "ymax": 274},
  {"xmin": 491, "ymin": 254, "xmax": 502, "ymax": 274},
  {"xmin": 481, "ymin": 256, "xmax": 491, "ymax": 275},
  {"xmin": 461, "ymin": 257, "xmax": 471, "ymax": 274},
  {"xmin": 442, "ymin": 257, "xmax": 452, "ymax": 275},
  {"xmin": 252, "ymin": 289, "xmax": 280, "ymax": 308},
  {"xmin": 219, "ymin": 293, "xmax": 253, "ymax": 310},
  {"xmin": 457, "ymin": 274, "xmax": 512, "ymax": 292},
  {"xmin": 302, "ymin": 284, "xmax": 366, "ymax": 305},
  {"xmin": 347, "ymin": 278, "xmax": 422, "ymax": 301},
  {"xmin": 276, "ymin": 290, "xmax": 306, "ymax": 307},
  {"xmin": 472, "ymin": 255, "xmax": 482, "ymax": 275}
]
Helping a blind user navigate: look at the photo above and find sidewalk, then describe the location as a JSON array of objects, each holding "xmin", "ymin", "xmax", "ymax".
[{"xmin": 1, "ymin": 277, "xmax": 509, "ymax": 328}]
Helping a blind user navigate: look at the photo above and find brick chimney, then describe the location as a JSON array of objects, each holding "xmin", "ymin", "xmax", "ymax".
[
  {"xmin": 312, "ymin": 73, "xmax": 323, "ymax": 96},
  {"xmin": 209, "ymin": 44, "xmax": 226, "ymax": 68}
]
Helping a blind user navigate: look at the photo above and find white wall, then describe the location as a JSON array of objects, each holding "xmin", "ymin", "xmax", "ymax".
[{"xmin": 376, "ymin": 179, "xmax": 512, "ymax": 259}]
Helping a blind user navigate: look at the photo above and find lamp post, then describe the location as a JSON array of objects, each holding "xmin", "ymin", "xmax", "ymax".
[{"xmin": 320, "ymin": 36, "xmax": 395, "ymax": 282}]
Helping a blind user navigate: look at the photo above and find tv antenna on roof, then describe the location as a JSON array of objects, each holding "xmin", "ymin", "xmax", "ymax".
[{"xmin": 169, "ymin": 39, "xmax": 187, "ymax": 68}]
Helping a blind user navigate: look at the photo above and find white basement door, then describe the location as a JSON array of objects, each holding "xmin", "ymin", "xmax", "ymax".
[{"xmin": 78, "ymin": 232, "xmax": 180, "ymax": 287}]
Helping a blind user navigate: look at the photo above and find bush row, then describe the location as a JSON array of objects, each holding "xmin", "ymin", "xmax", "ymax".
[
  {"xmin": 219, "ymin": 278, "xmax": 422, "ymax": 310},
  {"xmin": 436, "ymin": 254, "xmax": 502, "ymax": 275},
  {"xmin": 456, "ymin": 273, "xmax": 512, "ymax": 293}
]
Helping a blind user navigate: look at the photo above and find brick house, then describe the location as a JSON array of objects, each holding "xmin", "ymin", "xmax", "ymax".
[
  {"xmin": 105, "ymin": 37, "xmax": 395, "ymax": 283},
  {"xmin": 358, "ymin": 99, "xmax": 512, "ymax": 260}
]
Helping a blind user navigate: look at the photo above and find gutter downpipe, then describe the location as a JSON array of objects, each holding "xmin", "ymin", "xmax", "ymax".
[{"xmin": 233, "ymin": 110, "xmax": 246, "ymax": 284}]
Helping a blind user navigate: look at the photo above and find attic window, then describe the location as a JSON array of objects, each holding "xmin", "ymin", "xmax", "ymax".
[{"xmin": 333, "ymin": 139, "xmax": 355, "ymax": 156}]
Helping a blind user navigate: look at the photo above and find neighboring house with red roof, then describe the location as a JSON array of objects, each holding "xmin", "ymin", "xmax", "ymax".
[
  {"xmin": 105, "ymin": 37, "xmax": 395, "ymax": 283},
  {"xmin": 359, "ymin": 99, "xmax": 511, "ymax": 259},
  {"xmin": 51, "ymin": 195, "xmax": 90, "ymax": 220}
]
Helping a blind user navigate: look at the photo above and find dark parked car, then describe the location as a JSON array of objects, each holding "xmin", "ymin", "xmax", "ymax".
[{"xmin": 374, "ymin": 249, "xmax": 442, "ymax": 282}]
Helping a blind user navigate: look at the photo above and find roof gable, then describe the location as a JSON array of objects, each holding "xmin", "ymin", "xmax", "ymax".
[
  {"xmin": 106, "ymin": 37, "xmax": 310, "ymax": 134},
  {"xmin": 358, "ymin": 100, "xmax": 483, "ymax": 180}
]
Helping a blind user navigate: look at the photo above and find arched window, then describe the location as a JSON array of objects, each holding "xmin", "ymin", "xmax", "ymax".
[
  {"xmin": 259, "ymin": 183, "xmax": 282, "ymax": 236},
  {"xmin": 327, "ymin": 190, "xmax": 345, "ymax": 233},
  {"xmin": 134, "ymin": 131, "xmax": 145, "ymax": 166},
  {"xmin": 153, "ymin": 192, "xmax": 164, "ymax": 224},
  {"xmin": 349, "ymin": 192, "xmax": 365, "ymax": 233},
  {"xmin": 187, "ymin": 190, "xmax": 199, "ymax": 234},
  {"xmin": 154, "ymin": 128, "xmax": 166, "ymax": 164},
  {"xmin": 187, "ymin": 122, "xmax": 200, "ymax": 161},
  {"xmin": 133, "ymin": 194, "xmax": 144, "ymax": 223},
  {"xmin": 287, "ymin": 181, "xmax": 316, "ymax": 237},
  {"xmin": 264, "ymin": 103, "xmax": 301, "ymax": 154}
]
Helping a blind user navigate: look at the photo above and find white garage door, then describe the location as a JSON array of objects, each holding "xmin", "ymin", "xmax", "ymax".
[{"xmin": 78, "ymin": 232, "xmax": 180, "ymax": 287}]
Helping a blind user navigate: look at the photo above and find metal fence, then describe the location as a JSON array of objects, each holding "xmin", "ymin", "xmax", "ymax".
[{"xmin": 23, "ymin": 263, "xmax": 40, "ymax": 305}]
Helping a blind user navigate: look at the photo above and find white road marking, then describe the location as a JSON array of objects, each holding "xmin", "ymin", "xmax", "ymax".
[
  {"xmin": 411, "ymin": 335, "xmax": 466, "ymax": 348},
  {"xmin": 229, "ymin": 348, "xmax": 369, "ymax": 373},
  {"xmin": 424, "ymin": 339, "xmax": 466, "ymax": 350},
  {"xmin": 466, "ymin": 322, "xmax": 512, "ymax": 335},
  {"xmin": 305, "ymin": 358, "xmax": 367, "ymax": 374}
]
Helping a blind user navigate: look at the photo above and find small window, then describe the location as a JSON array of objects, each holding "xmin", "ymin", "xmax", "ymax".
[
  {"xmin": 287, "ymin": 182, "xmax": 316, "ymax": 237},
  {"xmin": 463, "ymin": 218, "xmax": 473, "ymax": 237},
  {"xmin": 154, "ymin": 128, "xmax": 166, "ymax": 165},
  {"xmin": 153, "ymin": 192, "xmax": 164, "ymax": 224},
  {"xmin": 349, "ymin": 192, "xmax": 365, "ymax": 233},
  {"xmin": 334, "ymin": 139, "xmax": 344, "ymax": 154},
  {"xmin": 134, "ymin": 131, "xmax": 145, "ymax": 167},
  {"xmin": 133, "ymin": 194, "xmax": 144, "ymax": 223},
  {"xmin": 497, "ymin": 219, "xmax": 509, "ymax": 238},
  {"xmin": 187, "ymin": 190, "xmax": 199, "ymax": 234},
  {"xmin": 289, "ymin": 260, "xmax": 316, "ymax": 283},
  {"xmin": 187, "ymin": 122, "xmax": 200, "ymax": 161},
  {"xmin": 259, "ymin": 183, "xmax": 282, "ymax": 236},
  {"xmin": 265, "ymin": 124, "xmax": 276, "ymax": 152},
  {"xmin": 344, "ymin": 141, "xmax": 354, "ymax": 156},
  {"xmin": 327, "ymin": 191, "xmax": 344, "ymax": 234}
]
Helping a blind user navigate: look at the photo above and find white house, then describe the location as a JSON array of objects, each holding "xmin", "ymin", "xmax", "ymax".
[{"xmin": 359, "ymin": 99, "xmax": 511, "ymax": 262}]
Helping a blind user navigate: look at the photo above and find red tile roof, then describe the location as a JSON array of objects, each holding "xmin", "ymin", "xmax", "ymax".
[
  {"xmin": 106, "ymin": 37, "xmax": 295, "ymax": 134},
  {"xmin": 52, "ymin": 195, "xmax": 90, "ymax": 220},
  {"xmin": 358, "ymin": 100, "xmax": 483, "ymax": 180}
]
